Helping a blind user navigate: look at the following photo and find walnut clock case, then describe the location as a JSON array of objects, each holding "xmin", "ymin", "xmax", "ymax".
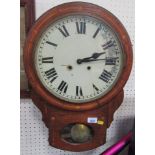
[{"xmin": 24, "ymin": 2, "xmax": 133, "ymax": 152}]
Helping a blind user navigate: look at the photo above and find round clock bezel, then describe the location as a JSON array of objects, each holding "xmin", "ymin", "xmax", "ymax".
[{"xmin": 24, "ymin": 2, "xmax": 133, "ymax": 111}]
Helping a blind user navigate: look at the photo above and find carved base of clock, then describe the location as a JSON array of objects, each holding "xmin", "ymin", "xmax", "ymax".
[{"xmin": 31, "ymin": 90, "xmax": 124, "ymax": 152}]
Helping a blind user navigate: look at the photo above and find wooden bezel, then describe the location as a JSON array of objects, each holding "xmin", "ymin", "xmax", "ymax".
[{"xmin": 24, "ymin": 2, "xmax": 133, "ymax": 111}]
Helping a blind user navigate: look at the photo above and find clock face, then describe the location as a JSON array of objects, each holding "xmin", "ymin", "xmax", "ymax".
[{"xmin": 34, "ymin": 15, "xmax": 124, "ymax": 103}]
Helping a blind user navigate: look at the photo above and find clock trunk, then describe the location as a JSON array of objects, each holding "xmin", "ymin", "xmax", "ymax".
[{"xmin": 31, "ymin": 89, "xmax": 124, "ymax": 151}]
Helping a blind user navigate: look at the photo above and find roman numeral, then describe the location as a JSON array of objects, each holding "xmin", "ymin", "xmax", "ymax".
[
  {"xmin": 46, "ymin": 41, "xmax": 57, "ymax": 47},
  {"xmin": 57, "ymin": 81, "xmax": 68, "ymax": 93},
  {"xmin": 42, "ymin": 57, "xmax": 53, "ymax": 63},
  {"xmin": 45, "ymin": 68, "xmax": 58, "ymax": 83},
  {"xmin": 99, "ymin": 70, "xmax": 112, "ymax": 83},
  {"xmin": 76, "ymin": 22, "xmax": 86, "ymax": 34},
  {"xmin": 102, "ymin": 40, "xmax": 114, "ymax": 50},
  {"xmin": 93, "ymin": 27, "xmax": 100, "ymax": 38},
  {"xmin": 92, "ymin": 84, "xmax": 99, "ymax": 92},
  {"xmin": 76, "ymin": 86, "xmax": 83, "ymax": 96},
  {"xmin": 105, "ymin": 57, "xmax": 118, "ymax": 65},
  {"xmin": 58, "ymin": 25, "xmax": 69, "ymax": 37}
]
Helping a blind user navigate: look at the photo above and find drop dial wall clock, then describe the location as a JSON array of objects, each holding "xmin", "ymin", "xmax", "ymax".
[{"xmin": 24, "ymin": 2, "xmax": 133, "ymax": 152}]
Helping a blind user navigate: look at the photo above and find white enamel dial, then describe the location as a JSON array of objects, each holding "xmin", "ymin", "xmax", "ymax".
[{"xmin": 35, "ymin": 15, "xmax": 124, "ymax": 103}]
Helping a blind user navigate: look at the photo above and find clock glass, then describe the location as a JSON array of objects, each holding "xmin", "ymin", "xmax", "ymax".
[{"xmin": 34, "ymin": 15, "xmax": 124, "ymax": 103}]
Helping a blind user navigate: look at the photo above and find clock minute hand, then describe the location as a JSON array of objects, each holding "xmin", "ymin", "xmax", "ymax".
[
  {"xmin": 77, "ymin": 52, "xmax": 106, "ymax": 64},
  {"xmin": 77, "ymin": 57, "xmax": 119, "ymax": 64}
]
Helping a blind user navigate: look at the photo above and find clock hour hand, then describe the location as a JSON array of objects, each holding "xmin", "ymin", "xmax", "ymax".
[
  {"xmin": 77, "ymin": 57, "xmax": 119, "ymax": 64},
  {"xmin": 77, "ymin": 52, "xmax": 106, "ymax": 64},
  {"xmin": 91, "ymin": 52, "xmax": 106, "ymax": 59}
]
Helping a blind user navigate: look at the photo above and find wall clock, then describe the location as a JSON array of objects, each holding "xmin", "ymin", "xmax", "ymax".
[{"xmin": 24, "ymin": 2, "xmax": 133, "ymax": 152}]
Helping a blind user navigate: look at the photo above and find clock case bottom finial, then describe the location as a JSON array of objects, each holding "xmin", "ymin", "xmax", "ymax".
[{"xmin": 31, "ymin": 90, "xmax": 124, "ymax": 152}]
